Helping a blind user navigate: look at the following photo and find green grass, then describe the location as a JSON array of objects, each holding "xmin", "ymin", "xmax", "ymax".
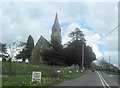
[
  {"xmin": 2, "ymin": 75, "xmax": 60, "ymax": 86},
  {"xmin": 102, "ymin": 70, "xmax": 120, "ymax": 77},
  {"xmin": 2, "ymin": 62, "xmax": 85, "ymax": 87},
  {"xmin": 2, "ymin": 62, "xmax": 66, "ymax": 76}
]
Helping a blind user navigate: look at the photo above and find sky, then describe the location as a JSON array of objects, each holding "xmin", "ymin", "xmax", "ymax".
[{"xmin": 0, "ymin": 0, "xmax": 119, "ymax": 66}]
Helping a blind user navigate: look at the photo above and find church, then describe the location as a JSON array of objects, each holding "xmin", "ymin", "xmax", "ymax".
[{"xmin": 30, "ymin": 13, "xmax": 62, "ymax": 64}]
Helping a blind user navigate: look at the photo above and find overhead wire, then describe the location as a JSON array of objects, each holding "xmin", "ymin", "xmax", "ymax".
[{"xmin": 88, "ymin": 25, "xmax": 120, "ymax": 45}]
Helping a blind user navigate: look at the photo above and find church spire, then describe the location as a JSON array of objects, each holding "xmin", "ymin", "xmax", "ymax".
[
  {"xmin": 51, "ymin": 13, "xmax": 61, "ymax": 43},
  {"xmin": 53, "ymin": 13, "xmax": 60, "ymax": 28}
]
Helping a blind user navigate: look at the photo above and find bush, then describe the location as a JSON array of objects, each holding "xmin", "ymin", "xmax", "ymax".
[{"xmin": 50, "ymin": 72, "xmax": 58, "ymax": 78}]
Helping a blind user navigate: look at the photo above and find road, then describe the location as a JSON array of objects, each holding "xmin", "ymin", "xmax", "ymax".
[{"xmin": 55, "ymin": 71, "xmax": 119, "ymax": 88}]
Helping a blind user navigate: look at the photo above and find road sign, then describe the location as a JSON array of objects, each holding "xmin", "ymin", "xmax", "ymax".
[
  {"xmin": 76, "ymin": 70, "xmax": 79, "ymax": 72},
  {"xmin": 69, "ymin": 71, "xmax": 72, "ymax": 73},
  {"xmin": 76, "ymin": 65, "xmax": 79, "ymax": 70},
  {"xmin": 32, "ymin": 71, "xmax": 41, "ymax": 82},
  {"xmin": 57, "ymin": 70, "xmax": 61, "ymax": 73}
]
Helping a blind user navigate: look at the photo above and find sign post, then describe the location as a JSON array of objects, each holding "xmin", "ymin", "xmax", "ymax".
[
  {"xmin": 32, "ymin": 71, "xmax": 41, "ymax": 83},
  {"xmin": 57, "ymin": 70, "xmax": 61, "ymax": 80},
  {"xmin": 76, "ymin": 65, "xmax": 79, "ymax": 72}
]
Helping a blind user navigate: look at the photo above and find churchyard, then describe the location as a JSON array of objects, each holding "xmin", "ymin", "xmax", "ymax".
[{"xmin": 2, "ymin": 62, "xmax": 85, "ymax": 86}]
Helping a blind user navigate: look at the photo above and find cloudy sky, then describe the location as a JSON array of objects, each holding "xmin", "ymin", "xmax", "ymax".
[{"xmin": 0, "ymin": 0, "xmax": 119, "ymax": 66}]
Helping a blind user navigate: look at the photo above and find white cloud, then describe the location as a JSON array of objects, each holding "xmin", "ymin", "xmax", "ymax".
[
  {"xmin": 10, "ymin": 25, "xmax": 14, "ymax": 29},
  {"xmin": 92, "ymin": 44, "xmax": 102, "ymax": 59}
]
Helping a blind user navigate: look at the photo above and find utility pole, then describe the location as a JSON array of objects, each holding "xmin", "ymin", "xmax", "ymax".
[
  {"xmin": 82, "ymin": 43, "xmax": 84, "ymax": 70},
  {"xmin": 109, "ymin": 56, "xmax": 111, "ymax": 71},
  {"xmin": 81, "ymin": 39, "xmax": 85, "ymax": 72}
]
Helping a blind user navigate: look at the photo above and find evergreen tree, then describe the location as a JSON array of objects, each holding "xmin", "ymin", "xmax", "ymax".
[
  {"xmin": 51, "ymin": 39, "xmax": 62, "ymax": 51},
  {"xmin": 41, "ymin": 39, "xmax": 65, "ymax": 66},
  {"xmin": 68, "ymin": 28, "xmax": 84, "ymax": 41},
  {"xmin": 64, "ymin": 28, "xmax": 96, "ymax": 67},
  {"xmin": 84, "ymin": 46, "xmax": 96, "ymax": 68},
  {"xmin": 16, "ymin": 35, "xmax": 34, "ymax": 62},
  {"xmin": 26, "ymin": 35, "xmax": 34, "ymax": 60}
]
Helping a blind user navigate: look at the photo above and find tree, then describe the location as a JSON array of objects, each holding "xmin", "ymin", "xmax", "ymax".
[
  {"xmin": 16, "ymin": 49, "xmax": 27, "ymax": 62},
  {"xmin": 84, "ymin": 46, "xmax": 96, "ymax": 68},
  {"xmin": 0, "ymin": 43, "xmax": 8, "ymax": 61},
  {"xmin": 51, "ymin": 39, "xmax": 62, "ymax": 51},
  {"xmin": 16, "ymin": 35, "xmax": 34, "ymax": 62},
  {"xmin": 25, "ymin": 35, "xmax": 34, "ymax": 60},
  {"xmin": 68, "ymin": 28, "xmax": 84, "ymax": 41},
  {"xmin": 7, "ymin": 41, "xmax": 24, "ymax": 62},
  {"xmin": 99, "ymin": 58, "xmax": 110, "ymax": 69},
  {"xmin": 41, "ymin": 39, "xmax": 65, "ymax": 66},
  {"xmin": 64, "ymin": 28, "xmax": 85, "ymax": 66},
  {"xmin": 64, "ymin": 40, "xmax": 83, "ymax": 66},
  {"xmin": 64, "ymin": 28, "xmax": 96, "ymax": 67},
  {"xmin": 41, "ymin": 48, "xmax": 65, "ymax": 66}
]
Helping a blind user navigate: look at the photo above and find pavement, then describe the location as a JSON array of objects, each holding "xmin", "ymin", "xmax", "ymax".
[{"xmin": 55, "ymin": 70, "xmax": 119, "ymax": 87}]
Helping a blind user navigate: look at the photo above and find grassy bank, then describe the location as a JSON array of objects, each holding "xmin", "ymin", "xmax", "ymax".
[
  {"xmin": 102, "ymin": 70, "xmax": 120, "ymax": 77},
  {"xmin": 2, "ymin": 62, "xmax": 85, "ymax": 87}
]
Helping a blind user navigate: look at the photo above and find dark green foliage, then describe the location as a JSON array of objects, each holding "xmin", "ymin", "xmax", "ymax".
[
  {"xmin": 26, "ymin": 35, "xmax": 34, "ymax": 59},
  {"xmin": 42, "ymin": 39, "xmax": 65, "ymax": 66},
  {"xmin": 1, "ymin": 43, "xmax": 7, "ymax": 54},
  {"xmin": 16, "ymin": 35, "xmax": 34, "ymax": 62},
  {"xmin": 64, "ymin": 41, "xmax": 96, "ymax": 67},
  {"xmin": 51, "ymin": 39, "xmax": 62, "ymax": 51},
  {"xmin": 68, "ymin": 28, "xmax": 84, "ymax": 41},
  {"xmin": 16, "ymin": 49, "xmax": 27, "ymax": 62},
  {"xmin": 42, "ymin": 48, "xmax": 65, "ymax": 66},
  {"xmin": 84, "ymin": 46, "xmax": 96, "ymax": 68},
  {"xmin": 0, "ymin": 43, "xmax": 8, "ymax": 61},
  {"xmin": 64, "ymin": 40, "xmax": 83, "ymax": 66}
]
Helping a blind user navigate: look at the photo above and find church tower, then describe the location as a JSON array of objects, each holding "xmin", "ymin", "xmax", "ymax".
[{"xmin": 51, "ymin": 13, "xmax": 61, "ymax": 43}]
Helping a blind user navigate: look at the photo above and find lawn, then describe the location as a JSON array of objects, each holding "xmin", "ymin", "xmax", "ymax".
[{"xmin": 2, "ymin": 62, "xmax": 85, "ymax": 87}]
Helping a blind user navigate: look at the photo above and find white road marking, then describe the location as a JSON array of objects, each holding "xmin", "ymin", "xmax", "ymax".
[
  {"xmin": 97, "ymin": 71, "xmax": 106, "ymax": 88},
  {"xmin": 96, "ymin": 71, "xmax": 111, "ymax": 88},
  {"xmin": 100, "ymin": 74, "xmax": 111, "ymax": 88}
]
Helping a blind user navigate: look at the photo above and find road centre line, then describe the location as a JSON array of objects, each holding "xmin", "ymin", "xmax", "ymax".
[
  {"xmin": 96, "ymin": 71, "xmax": 111, "ymax": 88},
  {"xmin": 100, "ymin": 74, "xmax": 110, "ymax": 88},
  {"xmin": 97, "ymin": 71, "xmax": 106, "ymax": 88}
]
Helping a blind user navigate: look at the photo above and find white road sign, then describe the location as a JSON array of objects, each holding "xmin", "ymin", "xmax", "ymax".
[{"xmin": 32, "ymin": 71, "xmax": 41, "ymax": 82}]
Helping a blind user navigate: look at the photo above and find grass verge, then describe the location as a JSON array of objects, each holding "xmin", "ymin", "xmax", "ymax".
[
  {"xmin": 102, "ymin": 70, "xmax": 120, "ymax": 77},
  {"xmin": 2, "ymin": 62, "xmax": 86, "ymax": 87}
]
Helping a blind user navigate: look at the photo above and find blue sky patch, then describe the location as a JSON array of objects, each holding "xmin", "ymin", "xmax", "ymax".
[
  {"xmin": 60, "ymin": 22, "xmax": 71, "ymax": 37},
  {"xmin": 76, "ymin": 19, "xmax": 103, "ymax": 37},
  {"xmin": 97, "ymin": 44, "xmax": 106, "ymax": 53}
]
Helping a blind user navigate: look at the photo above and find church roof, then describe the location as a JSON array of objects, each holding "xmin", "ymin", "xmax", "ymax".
[
  {"xmin": 40, "ymin": 35, "xmax": 50, "ymax": 46},
  {"xmin": 34, "ymin": 35, "xmax": 50, "ymax": 47}
]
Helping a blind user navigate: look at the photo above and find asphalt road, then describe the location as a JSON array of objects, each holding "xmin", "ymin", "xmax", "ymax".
[{"xmin": 55, "ymin": 71, "xmax": 119, "ymax": 87}]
